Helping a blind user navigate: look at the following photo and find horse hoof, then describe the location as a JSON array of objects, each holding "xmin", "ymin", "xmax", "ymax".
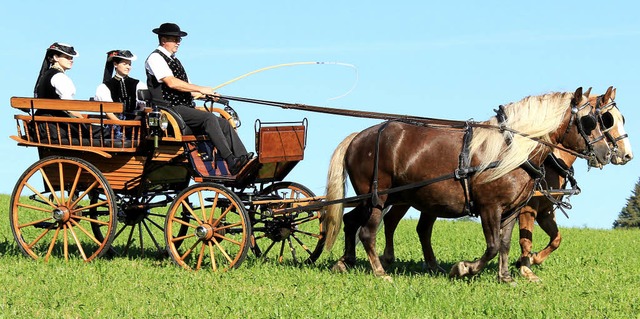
[
  {"xmin": 331, "ymin": 261, "xmax": 348, "ymax": 273},
  {"xmin": 519, "ymin": 266, "xmax": 541, "ymax": 283},
  {"xmin": 449, "ymin": 262, "xmax": 468, "ymax": 278},
  {"xmin": 381, "ymin": 275, "xmax": 394, "ymax": 283},
  {"xmin": 498, "ymin": 274, "xmax": 517, "ymax": 286}
]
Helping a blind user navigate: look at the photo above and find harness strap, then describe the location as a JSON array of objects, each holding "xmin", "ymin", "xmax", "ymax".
[
  {"xmin": 456, "ymin": 123, "xmax": 475, "ymax": 215},
  {"xmin": 371, "ymin": 121, "xmax": 391, "ymax": 207}
]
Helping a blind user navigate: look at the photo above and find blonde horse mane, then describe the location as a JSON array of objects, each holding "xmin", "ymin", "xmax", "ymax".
[{"xmin": 469, "ymin": 92, "xmax": 575, "ymax": 182}]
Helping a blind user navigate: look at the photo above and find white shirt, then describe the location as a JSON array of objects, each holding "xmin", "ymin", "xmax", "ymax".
[
  {"xmin": 50, "ymin": 72, "xmax": 76, "ymax": 99},
  {"xmin": 145, "ymin": 46, "xmax": 175, "ymax": 83},
  {"xmin": 94, "ymin": 80, "xmax": 148, "ymax": 103}
]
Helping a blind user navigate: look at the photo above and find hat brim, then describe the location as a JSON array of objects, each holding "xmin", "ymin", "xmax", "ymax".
[
  {"xmin": 108, "ymin": 54, "xmax": 137, "ymax": 62},
  {"xmin": 152, "ymin": 28, "xmax": 188, "ymax": 37},
  {"xmin": 48, "ymin": 47, "xmax": 79, "ymax": 58}
]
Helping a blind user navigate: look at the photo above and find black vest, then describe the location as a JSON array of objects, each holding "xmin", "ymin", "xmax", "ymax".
[
  {"xmin": 35, "ymin": 68, "xmax": 62, "ymax": 99},
  {"xmin": 104, "ymin": 76, "xmax": 140, "ymax": 119},
  {"xmin": 146, "ymin": 50, "xmax": 193, "ymax": 107}
]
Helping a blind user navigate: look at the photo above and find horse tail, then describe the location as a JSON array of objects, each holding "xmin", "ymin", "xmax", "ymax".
[{"xmin": 322, "ymin": 132, "xmax": 358, "ymax": 251}]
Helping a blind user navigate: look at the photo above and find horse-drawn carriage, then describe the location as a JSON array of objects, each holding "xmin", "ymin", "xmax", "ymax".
[
  {"xmin": 8, "ymin": 86, "xmax": 631, "ymax": 282},
  {"xmin": 8, "ymin": 93, "xmax": 324, "ymax": 271}
]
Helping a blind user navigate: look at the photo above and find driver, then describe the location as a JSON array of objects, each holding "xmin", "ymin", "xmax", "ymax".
[{"xmin": 145, "ymin": 22, "xmax": 252, "ymax": 175}]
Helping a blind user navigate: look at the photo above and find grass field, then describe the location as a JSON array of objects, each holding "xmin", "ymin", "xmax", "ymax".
[{"xmin": 1, "ymin": 192, "xmax": 639, "ymax": 318}]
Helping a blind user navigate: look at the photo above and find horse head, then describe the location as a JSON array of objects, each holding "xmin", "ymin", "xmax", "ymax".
[
  {"xmin": 555, "ymin": 87, "xmax": 611, "ymax": 168},
  {"xmin": 594, "ymin": 86, "xmax": 633, "ymax": 165}
]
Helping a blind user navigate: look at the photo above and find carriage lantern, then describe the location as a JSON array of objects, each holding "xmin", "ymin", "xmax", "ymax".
[{"xmin": 147, "ymin": 106, "xmax": 168, "ymax": 147}]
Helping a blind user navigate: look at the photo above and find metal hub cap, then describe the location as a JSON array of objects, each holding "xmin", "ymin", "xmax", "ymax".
[
  {"xmin": 52, "ymin": 208, "xmax": 70, "ymax": 222},
  {"xmin": 195, "ymin": 225, "xmax": 213, "ymax": 240}
]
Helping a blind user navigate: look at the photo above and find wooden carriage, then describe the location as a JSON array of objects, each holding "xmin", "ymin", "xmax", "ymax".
[{"xmin": 9, "ymin": 95, "xmax": 324, "ymax": 270}]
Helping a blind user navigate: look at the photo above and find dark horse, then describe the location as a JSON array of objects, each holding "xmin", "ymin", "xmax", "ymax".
[{"xmin": 321, "ymin": 88, "xmax": 611, "ymax": 281}]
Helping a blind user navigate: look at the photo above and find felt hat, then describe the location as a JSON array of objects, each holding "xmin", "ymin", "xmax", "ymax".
[
  {"xmin": 106, "ymin": 49, "xmax": 137, "ymax": 62},
  {"xmin": 152, "ymin": 23, "xmax": 188, "ymax": 37},
  {"xmin": 47, "ymin": 42, "xmax": 79, "ymax": 57}
]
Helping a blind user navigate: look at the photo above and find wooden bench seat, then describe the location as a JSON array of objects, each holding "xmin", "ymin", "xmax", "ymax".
[{"xmin": 10, "ymin": 97, "xmax": 143, "ymax": 157}]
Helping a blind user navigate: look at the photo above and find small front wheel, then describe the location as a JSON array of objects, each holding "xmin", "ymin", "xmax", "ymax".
[{"xmin": 164, "ymin": 183, "xmax": 251, "ymax": 271}]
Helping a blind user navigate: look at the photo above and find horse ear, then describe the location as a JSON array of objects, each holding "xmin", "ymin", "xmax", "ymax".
[
  {"xmin": 604, "ymin": 86, "xmax": 614, "ymax": 102},
  {"xmin": 584, "ymin": 87, "xmax": 592, "ymax": 97},
  {"xmin": 572, "ymin": 87, "xmax": 583, "ymax": 105},
  {"xmin": 612, "ymin": 88, "xmax": 616, "ymax": 100}
]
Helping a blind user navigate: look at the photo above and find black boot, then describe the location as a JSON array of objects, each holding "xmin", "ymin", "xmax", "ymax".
[{"xmin": 226, "ymin": 154, "xmax": 249, "ymax": 175}]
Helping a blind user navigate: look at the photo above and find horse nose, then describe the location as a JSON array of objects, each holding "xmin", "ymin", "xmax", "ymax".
[{"xmin": 625, "ymin": 153, "xmax": 633, "ymax": 162}]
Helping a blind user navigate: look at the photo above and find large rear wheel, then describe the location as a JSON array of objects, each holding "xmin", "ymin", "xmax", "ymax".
[
  {"xmin": 9, "ymin": 156, "xmax": 117, "ymax": 262},
  {"xmin": 251, "ymin": 182, "xmax": 325, "ymax": 264},
  {"xmin": 165, "ymin": 183, "xmax": 251, "ymax": 271}
]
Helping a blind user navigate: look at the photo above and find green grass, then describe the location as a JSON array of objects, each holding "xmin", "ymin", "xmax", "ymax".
[{"xmin": 1, "ymin": 192, "xmax": 639, "ymax": 318}]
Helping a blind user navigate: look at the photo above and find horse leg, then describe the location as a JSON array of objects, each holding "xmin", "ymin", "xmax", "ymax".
[
  {"xmin": 358, "ymin": 205, "xmax": 391, "ymax": 280},
  {"xmin": 450, "ymin": 207, "xmax": 500, "ymax": 278},
  {"xmin": 497, "ymin": 215, "xmax": 517, "ymax": 284},
  {"xmin": 331, "ymin": 205, "xmax": 363, "ymax": 273},
  {"xmin": 516, "ymin": 206, "xmax": 541, "ymax": 282},
  {"xmin": 416, "ymin": 212, "xmax": 446, "ymax": 274},
  {"xmin": 532, "ymin": 212, "xmax": 562, "ymax": 265},
  {"xmin": 380, "ymin": 205, "xmax": 410, "ymax": 268}
]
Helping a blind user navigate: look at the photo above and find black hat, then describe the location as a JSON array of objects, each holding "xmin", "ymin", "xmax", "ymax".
[
  {"xmin": 47, "ymin": 42, "xmax": 79, "ymax": 57},
  {"xmin": 152, "ymin": 23, "xmax": 188, "ymax": 37},
  {"xmin": 106, "ymin": 49, "xmax": 137, "ymax": 62}
]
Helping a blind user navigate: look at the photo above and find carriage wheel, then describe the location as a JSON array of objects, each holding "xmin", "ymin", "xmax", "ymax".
[
  {"xmin": 164, "ymin": 183, "xmax": 251, "ymax": 271},
  {"xmin": 9, "ymin": 156, "xmax": 117, "ymax": 262},
  {"xmin": 90, "ymin": 200, "xmax": 170, "ymax": 258},
  {"xmin": 251, "ymin": 182, "xmax": 325, "ymax": 264}
]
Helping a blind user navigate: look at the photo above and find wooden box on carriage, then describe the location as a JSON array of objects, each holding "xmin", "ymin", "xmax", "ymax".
[{"xmin": 254, "ymin": 121, "xmax": 306, "ymax": 182}]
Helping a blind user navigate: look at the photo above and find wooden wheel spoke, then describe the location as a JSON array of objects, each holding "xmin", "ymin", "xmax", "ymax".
[
  {"xmin": 39, "ymin": 167, "xmax": 61, "ymax": 205},
  {"xmin": 208, "ymin": 242, "xmax": 217, "ymax": 271},
  {"xmin": 292, "ymin": 229, "xmax": 322, "ymax": 239},
  {"xmin": 58, "ymin": 162, "xmax": 65, "ymax": 204},
  {"xmin": 196, "ymin": 241, "xmax": 206, "ymax": 270},
  {"xmin": 142, "ymin": 220, "xmax": 163, "ymax": 252},
  {"xmin": 180, "ymin": 239, "xmax": 202, "ymax": 261},
  {"xmin": 69, "ymin": 219, "xmax": 102, "ymax": 245},
  {"xmin": 124, "ymin": 225, "xmax": 136, "ymax": 254},
  {"xmin": 213, "ymin": 221, "xmax": 243, "ymax": 232},
  {"xmin": 172, "ymin": 233, "xmax": 196, "ymax": 243},
  {"xmin": 180, "ymin": 199, "xmax": 203, "ymax": 225},
  {"xmin": 198, "ymin": 191, "xmax": 207, "ymax": 223},
  {"xmin": 287, "ymin": 237, "xmax": 299, "ymax": 264},
  {"xmin": 212, "ymin": 233, "xmax": 242, "ymax": 246},
  {"xmin": 278, "ymin": 240, "xmax": 286, "ymax": 263},
  {"xmin": 66, "ymin": 222, "xmax": 88, "ymax": 260},
  {"xmin": 71, "ymin": 200, "xmax": 108, "ymax": 213},
  {"xmin": 208, "ymin": 192, "xmax": 220, "ymax": 224},
  {"xmin": 27, "ymin": 225, "xmax": 55, "ymax": 249},
  {"xmin": 262, "ymin": 240, "xmax": 277, "ymax": 256},
  {"xmin": 25, "ymin": 182, "xmax": 56, "ymax": 208},
  {"xmin": 212, "ymin": 238, "xmax": 234, "ymax": 263},
  {"xmin": 291, "ymin": 233, "xmax": 313, "ymax": 256},
  {"xmin": 45, "ymin": 227, "xmax": 62, "ymax": 262},
  {"xmin": 211, "ymin": 206, "xmax": 233, "ymax": 228},
  {"xmin": 113, "ymin": 224, "xmax": 128, "ymax": 241},
  {"xmin": 170, "ymin": 216, "xmax": 198, "ymax": 229},
  {"xmin": 72, "ymin": 214, "xmax": 109, "ymax": 226},
  {"xmin": 66, "ymin": 167, "xmax": 83, "ymax": 206},
  {"xmin": 292, "ymin": 213, "xmax": 320, "ymax": 226},
  {"xmin": 16, "ymin": 202, "xmax": 52, "ymax": 213},
  {"xmin": 70, "ymin": 180, "xmax": 99, "ymax": 208},
  {"xmin": 19, "ymin": 217, "xmax": 54, "ymax": 229}
]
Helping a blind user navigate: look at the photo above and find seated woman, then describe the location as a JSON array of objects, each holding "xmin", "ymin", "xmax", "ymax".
[
  {"xmin": 32, "ymin": 42, "xmax": 83, "ymax": 141},
  {"xmin": 94, "ymin": 49, "xmax": 147, "ymax": 139}
]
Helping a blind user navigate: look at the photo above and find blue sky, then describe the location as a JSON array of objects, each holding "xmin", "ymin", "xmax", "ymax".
[{"xmin": 1, "ymin": 1, "xmax": 639, "ymax": 229}]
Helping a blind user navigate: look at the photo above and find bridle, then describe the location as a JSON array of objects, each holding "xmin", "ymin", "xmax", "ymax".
[
  {"xmin": 556, "ymin": 98, "xmax": 607, "ymax": 165},
  {"xmin": 595, "ymin": 95, "xmax": 628, "ymax": 155}
]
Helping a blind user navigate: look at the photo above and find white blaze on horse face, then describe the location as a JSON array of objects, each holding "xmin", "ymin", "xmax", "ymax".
[{"xmin": 609, "ymin": 108, "xmax": 633, "ymax": 164}]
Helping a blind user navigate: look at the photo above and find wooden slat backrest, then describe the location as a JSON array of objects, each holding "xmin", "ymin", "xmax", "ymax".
[{"xmin": 11, "ymin": 97, "xmax": 123, "ymax": 113}]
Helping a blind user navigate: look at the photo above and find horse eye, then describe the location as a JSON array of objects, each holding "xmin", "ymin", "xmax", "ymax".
[{"xmin": 600, "ymin": 112, "xmax": 614, "ymax": 129}]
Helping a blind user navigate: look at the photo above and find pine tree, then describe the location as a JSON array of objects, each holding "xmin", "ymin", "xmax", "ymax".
[{"xmin": 613, "ymin": 177, "xmax": 640, "ymax": 229}]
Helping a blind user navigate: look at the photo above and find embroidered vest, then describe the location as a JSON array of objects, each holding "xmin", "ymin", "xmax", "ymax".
[
  {"xmin": 146, "ymin": 49, "xmax": 193, "ymax": 107},
  {"xmin": 104, "ymin": 76, "xmax": 139, "ymax": 119}
]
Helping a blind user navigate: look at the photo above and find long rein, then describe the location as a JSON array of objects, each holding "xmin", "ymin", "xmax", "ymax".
[{"xmin": 219, "ymin": 94, "xmax": 594, "ymax": 160}]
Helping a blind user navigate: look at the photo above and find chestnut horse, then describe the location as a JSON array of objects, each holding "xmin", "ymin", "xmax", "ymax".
[
  {"xmin": 515, "ymin": 86, "xmax": 632, "ymax": 282},
  {"xmin": 321, "ymin": 88, "xmax": 611, "ymax": 281}
]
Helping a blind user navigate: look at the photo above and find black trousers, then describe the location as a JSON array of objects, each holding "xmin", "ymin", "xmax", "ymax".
[{"xmin": 171, "ymin": 104, "xmax": 247, "ymax": 159}]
